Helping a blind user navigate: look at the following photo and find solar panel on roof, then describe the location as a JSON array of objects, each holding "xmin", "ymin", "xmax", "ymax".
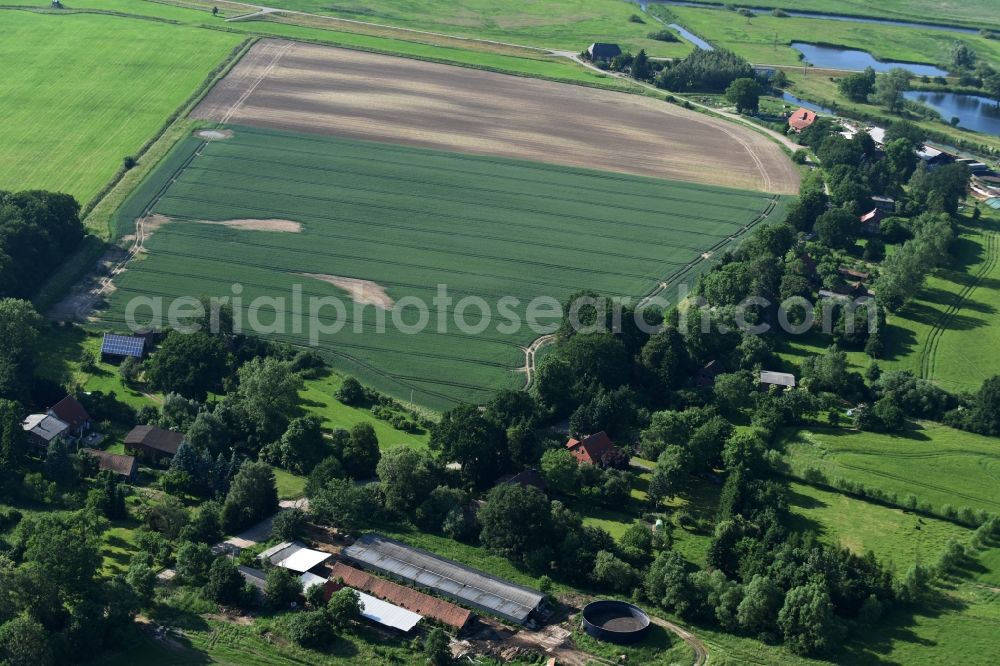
[{"xmin": 101, "ymin": 334, "xmax": 145, "ymax": 358}]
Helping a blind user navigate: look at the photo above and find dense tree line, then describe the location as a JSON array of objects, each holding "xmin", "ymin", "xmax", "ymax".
[
  {"xmin": 655, "ymin": 48, "xmax": 756, "ymax": 93},
  {"xmin": 0, "ymin": 191, "xmax": 85, "ymax": 299}
]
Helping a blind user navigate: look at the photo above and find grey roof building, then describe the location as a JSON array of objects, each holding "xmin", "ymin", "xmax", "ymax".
[
  {"xmin": 22, "ymin": 414, "xmax": 69, "ymax": 450},
  {"xmin": 342, "ymin": 534, "xmax": 544, "ymax": 625},
  {"xmin": 760, "ymin": 370, "xmax": 797, "ymax": 389}
]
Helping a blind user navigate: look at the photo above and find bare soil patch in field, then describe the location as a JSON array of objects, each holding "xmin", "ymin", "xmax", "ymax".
[
  {"xmin": 199, "ymin": 218, "xmax": 302, "ymax": 232},
  {"xmin": 300, "ymin": 273, "xmax": 395, "ymax": 309},
  {"xmin": 195, "ymin": 129, "xmax": 234, "ymax": 140},
  {"xmin": 191, "ymin": 39, "xmax": 799, "ymax": 194}
]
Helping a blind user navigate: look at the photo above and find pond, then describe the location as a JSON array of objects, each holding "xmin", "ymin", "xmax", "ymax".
[
  {"xmin": 641, "ymin": 0, "xmax": 977, "ymax": 34},
  {"xmin": 779, "ymin": 92, "xmax": 836, "ymax": 115},
  {"xmin": 904, "ymin": 91, "xmax": 1000, "ymax": 136},
  {"xmin": 791, "ymin": 43, "xmax": 948, "ymax": 77}
]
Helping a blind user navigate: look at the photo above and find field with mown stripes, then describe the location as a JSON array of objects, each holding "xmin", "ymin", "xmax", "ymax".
[
  {"xmin": 0, "ymin": 10, "xmax": 241, "ymax": 207},
  {"xmin": 783, "ymin": 423, "xmax": 1000, "ymax": 516},
  {"xmin": 103, "ymin": 126, "xmax": 785, "ymax": 409}
]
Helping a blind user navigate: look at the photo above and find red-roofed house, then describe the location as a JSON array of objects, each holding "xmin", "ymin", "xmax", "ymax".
[
  {"xmin": 860, "ymin": 208, "xmax": 885, "ymax": 236},
  {"xmin": 566, "ymin": 431, "xmax": 617, "ymax": 466},
  {"xmin": 788, "ymin": 107, "xmax": 817, "ymax": 132},
  {"xmin": 47, "ymin": 395, "xmax": 91, "ymax": 441}
]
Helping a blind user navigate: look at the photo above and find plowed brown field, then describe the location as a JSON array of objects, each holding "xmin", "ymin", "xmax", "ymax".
[{"xmin": 191, "ymin": 39, "xmax": 799, "ymax": 194}]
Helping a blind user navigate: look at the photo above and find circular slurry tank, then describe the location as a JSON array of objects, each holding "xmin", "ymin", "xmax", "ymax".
[{"xmin": 581, "ymin": 600, "xmax": 651, "ymax": 644}]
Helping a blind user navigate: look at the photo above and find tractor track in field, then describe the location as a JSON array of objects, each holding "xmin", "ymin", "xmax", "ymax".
[{"xmin": 918, "ymin": 231, "xmax": 997, "ymax": 381}]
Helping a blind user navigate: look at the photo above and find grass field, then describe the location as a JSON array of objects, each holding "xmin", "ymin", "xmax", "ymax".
[
  {"xmin": 783, "ymin": 423, "xmax": 1000, "ymax": 516},
  {"xmin": 787, "ymin": 481, "xmax": 970, "ymax": 571},
  {"xmin": 0, "ymin": 10, "xmax": 241, "ymax": 206},
  {"xmin": 660, "ymin": 5, "xmax": 1000, "ymax": 69},
  {"xmin": 670, "ymin": 0, "xmax": 1000, "ymax": 31},
  {"xmin": 101, "ymin": 126, "xmax": 785, "ymax": 409},
  {"xmin": 880, "ymin": 211, "xmax": 1000, "ymax": 392},
  {"xmin": 254, "ymin": 0, "xmax": 693, "ymax": 56},
  {"xmin": 0, "ymin": 0, "xmax": 643, "ymax": 92}
]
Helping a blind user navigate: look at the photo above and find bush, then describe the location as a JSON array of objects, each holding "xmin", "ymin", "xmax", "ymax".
[
  {"xmin": 335, "ymin": 376, "xmax": 365, "ymax": 405},
  {"xmin": 287, "ymin": 610, "xmax": 335, "ymax": 648},
  {"xmin": 648, "ymin": 30, "xmax": 679, "ymax": 42},
  {"xmin": 792, "ymin": 149, "xmax": 808, "ymax": 164},
  {"xmin": 628, "ymin": 13, "xmax": 645, "ymax": 23},
  {"xmin": 272, "ymin": 508, "xmax": 307, "ymax": 541}
]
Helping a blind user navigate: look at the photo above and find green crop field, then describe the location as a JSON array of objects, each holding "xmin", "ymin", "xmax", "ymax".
[
  {"xmin": 101, "ymin": 126, "xmax": 784, "ymax": 409},
  {"xmin": 670, "ymin": 0, "xmax": 1000, "ymax": 32},
  {"xmin": 654, "ymin": 5, "xmax": 1000, "ymax": 69},
  {"xmin": 783, "ymin": 423, "xmax": 1000, "ymax": 516},
  {"xmin": 0, "ymin": 10, "xmax": 241, "ymax": 206}
]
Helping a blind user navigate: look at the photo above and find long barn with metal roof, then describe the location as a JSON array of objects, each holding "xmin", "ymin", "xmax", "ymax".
[{"xmin": 342, "ymin": 534, "xmax": 544, "ymax": 625}]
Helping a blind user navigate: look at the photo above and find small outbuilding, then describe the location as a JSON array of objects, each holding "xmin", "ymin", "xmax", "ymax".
[
  {"xmin": 82, "ymin": 448, "xmax": 139, "ymax": 482},
  {"xmin": 124, "ymin": 425, "xmax": 184, "ymax": 461},
  {"xmin": 694, "ymin": 360, "xmax": 723, "ymax": 388},
  {"xmin": 497, "ymin": 468, "xmax": 546, "ymax": 493},
  {"xmin": 870, "ymin": 195, "xmax": 896, "ymax": 213},
  {"xmin": 258, "ymin": 541, "xmax": 331, "ymax": 573},
  {"xmin": 760, "ymin": 370, "xmax": 796, "ymax": 391},
  {"xmin": 101, "ymin": 333, "xmax": 146, "ymax": 361},
  {"xmin": 587, "ymin": 42, "xmax": 622, "ymax": 61},
  {"xmin": 859, "ymin": 208, "xmax": 885, "ymax": 236}
]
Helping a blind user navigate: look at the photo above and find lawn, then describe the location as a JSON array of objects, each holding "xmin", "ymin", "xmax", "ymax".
[
  {"xmin": 35, "ymin": 325, "xmax": 159, "ymax": 411},
  {"xmin": 658, "ymin": 5, "xmax": 1000, "ymax": 68},
  {"xmin": 782, "ymin": 423, "xmax": 1000, "ymax": 516},
  {"xmin": 786, "ymin": 481, "xmax": 970, "ymax": 572},
  {"xmin": 0, "ymin": 10, "xmax": 241, "ymax": 207},
  {"xmin": 272, "ymin": 469, "xmax": 306, "ymax": 500},
  {"xmin": 668, "ymin": 0, "xmax": 1000, "ymax": 31},
  {"xmin": 101, "ymin": 126, "xmax": 783, "ymax": 409},
  {"xmin": 299, "ymin": 372, "xmax": 430, "ymax": 448}
]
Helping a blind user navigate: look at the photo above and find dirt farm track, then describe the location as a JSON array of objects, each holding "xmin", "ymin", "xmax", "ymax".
[{"xmin": 192, "ymin": 39, "xmax": 799, "ymax": 195}]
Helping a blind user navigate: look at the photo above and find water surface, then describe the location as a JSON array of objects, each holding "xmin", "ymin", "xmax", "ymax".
[
  {"xmin": 791, "ymin": 43, "xmax": 948, "ymax": 77},
  {"xmin": 904, "ymin": 91, "xmax": 1000, "ymax": 136}
]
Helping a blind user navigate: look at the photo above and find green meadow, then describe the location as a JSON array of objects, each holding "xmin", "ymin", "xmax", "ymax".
[
  {"xmin": 787, "ymin": 481, "xmax": 970, "ymax": 571},
  {"xmin": 102, "ymin": 126, "xmax": 783, "ymax": 409},
  {"xmin": 881, "ymin": 212, "xmax": 1000, "ymax": 393},
  {"xmin": 254, "ymin": 0, "xmax": 692, "ymax": 56},
  {"xmin": 659, "ymin": 4, "xmax": 1000, "ymax": 69},
  {"xmin": 671, "ymin": 0, "xmax": 1000, "ymax": 31},
  {"xmin": 0, "ymin": 10, "xmax": 241, "ymax": 206},
  {"xmin": 783, "ymin": 423, "xmax": 1000, "ymax": 516}
]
